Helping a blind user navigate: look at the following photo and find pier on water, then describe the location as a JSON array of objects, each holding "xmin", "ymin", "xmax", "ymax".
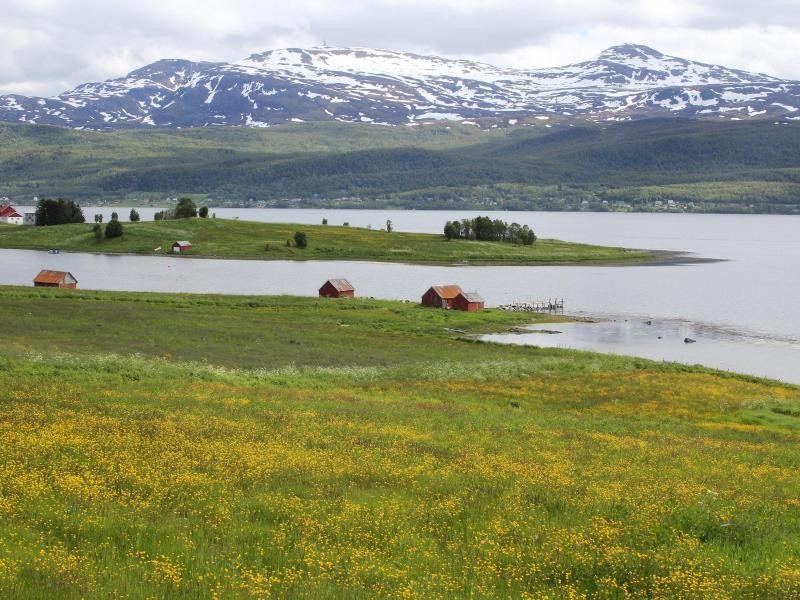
[{"xmin": 498, "ymin": 299, "xmax": 565, "ymax": 313}]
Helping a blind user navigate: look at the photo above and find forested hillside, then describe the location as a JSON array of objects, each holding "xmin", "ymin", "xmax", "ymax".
[{"xmin": 1, "ymin": 119, "xmax": 799, "ymax": 212}]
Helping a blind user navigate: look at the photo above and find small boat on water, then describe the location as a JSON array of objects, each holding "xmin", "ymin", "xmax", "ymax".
[{"xmin": 48, "ymin": 249, "xmax": 60, "ymax": 254}]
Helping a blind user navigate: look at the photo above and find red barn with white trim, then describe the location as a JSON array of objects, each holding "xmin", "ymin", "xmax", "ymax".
[
  {"xmin": 0, "ymin": 204, "xmax": 23, "ymax": 225},
  {"xmin": 172, "ymin": 241, "xmax": 192, "ymax": 253}
]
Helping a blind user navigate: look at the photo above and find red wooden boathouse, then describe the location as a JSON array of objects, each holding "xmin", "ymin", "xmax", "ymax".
[
  {"xmin": 421, "ymin": 285, "xmax": 463, "ymax": 309},
  {"xmin": 319, "ymin": 278, "xmax": 355, "ymax": 298},
  {"xmin": 33, "ymin": 270, "xmax": 78, "ymax": 289},
  {"xmin": 453, "ymin": 291, "xmax": 485, "ymax": 312}
]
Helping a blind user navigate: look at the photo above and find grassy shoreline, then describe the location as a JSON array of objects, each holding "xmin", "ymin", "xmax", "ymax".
[
  {"xmin": 0, "ymin": 218, "xmax": 655, "ymax": 265},
  {"xmin": 0, "ymin": 286, "xmax": 567, "ymax": 368}
]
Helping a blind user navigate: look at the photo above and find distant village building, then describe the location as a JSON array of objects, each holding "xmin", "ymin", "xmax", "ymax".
[
  {"xmin": 33, "ymin": 270, "xmax": 78, "ymax": 289},
  {"xmin": 0, "ymin": 204, "xmax": 23, "ymax": 225},
  {"xmin": 23, "ymin": 212, "xmax": 35, "ymax": 226},
  {"xmin": 172, "ymin": 241, "xmax": 192, "ymax": 253},
  {"xmin": 421, "ymin": 285, "xmax": 463, "ymax": 309},
  {"xmin": 319, "ymin": 278, "xmax": 355, "ymax": 298},
  {"xmin": 453, "ymin": 292, "xmax": 485, "ymax": 312}
]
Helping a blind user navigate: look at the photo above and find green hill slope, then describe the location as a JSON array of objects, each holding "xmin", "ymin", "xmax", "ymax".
[{"xmin": 1, "ymin": 120, "xmax": 799, "ymax": 212}]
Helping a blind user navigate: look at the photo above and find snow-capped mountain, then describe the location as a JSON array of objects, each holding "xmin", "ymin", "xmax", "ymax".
[{"xmin": 1, "ymin": 44, "xmax": 799, "ymax": 129}]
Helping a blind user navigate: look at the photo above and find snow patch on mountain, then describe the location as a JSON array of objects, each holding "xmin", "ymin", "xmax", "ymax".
[{"xmin": 1, "ymin": 44, "xmax": 799, "ymax": 129}]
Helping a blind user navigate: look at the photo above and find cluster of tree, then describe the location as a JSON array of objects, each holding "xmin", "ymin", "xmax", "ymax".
[
  {"xmin": 105, "ymin": 212, "xmax": 123, "ymax": 238},
  {"xmin": 34, "ymin": 198, "xmax": 85, "ymax": 226},
  {"xmin": 92, "ymin": 212, "xmax": 123, "ymax": 241},
  {"xmin": 443, "ymin": 217, "xmax": 536, "ymax": 245},
  {"xmin": 154, "ymin": 197, "xmax": 208, "ymax": 220}
]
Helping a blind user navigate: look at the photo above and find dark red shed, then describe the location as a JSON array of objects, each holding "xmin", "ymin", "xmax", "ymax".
[
  {"xmin": 453, "ymin": 291, "xmax": 485, "ymax": 312},
  {"xmin": 421, "ymin": 285, "xmax": 463, "ymax": 309},
  {"xmin": 319, "ymin": 278, "xmax": 355, "ymax": 298}
]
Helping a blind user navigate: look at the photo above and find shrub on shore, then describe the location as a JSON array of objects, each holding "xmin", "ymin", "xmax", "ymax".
[{"xmin": 105, "ymin": 217, "xmax": 123, "ymax": 239}]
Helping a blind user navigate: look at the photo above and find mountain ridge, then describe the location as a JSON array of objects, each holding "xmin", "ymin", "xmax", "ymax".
[{"xmin": 1, "ymin": 43, "xmax": 798, "ymax": 129}]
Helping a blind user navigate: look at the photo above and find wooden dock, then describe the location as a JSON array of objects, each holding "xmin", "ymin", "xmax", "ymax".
[{"xmin": 498, "ymin": 299, "xmax": 565, "ymax": 313}]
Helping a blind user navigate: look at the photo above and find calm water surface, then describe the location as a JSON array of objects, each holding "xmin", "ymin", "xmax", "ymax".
[{"xmin": 5, "ymin": 209, "xmax": 800, "ymax": 383}]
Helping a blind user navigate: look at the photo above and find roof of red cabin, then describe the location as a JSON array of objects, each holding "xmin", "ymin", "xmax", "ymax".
[
  {"xmin": 0, "ymin": 205, "xmax": 21, "ymax": 218},
  {"xmin": 426, "ymin": 285, "xmax": 463, "ymax": 299},
  {"xmin": 33, "ymin": 270, "xmax": 76, "ymax": 284},
  {"xmin": 322, "ymin": 278, "xmax": 354, "ymax": 291},
  {"xmin": 172, "ymin": 240, "xmax": 192, "ymax": 246}
]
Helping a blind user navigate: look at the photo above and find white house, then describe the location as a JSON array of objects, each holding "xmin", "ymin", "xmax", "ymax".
[
  {"xmin": 23, "ymin": 212, "xmax": 35, "ymax": 226},
  {"xmin": 0, "ymin": 205, "xmax": 23, "ymax": 225}
]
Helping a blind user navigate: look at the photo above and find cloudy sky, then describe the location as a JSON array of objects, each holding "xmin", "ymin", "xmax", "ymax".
[{"xmin": 2, "ymin": 0, "xmax": 799, "ymax": 96}]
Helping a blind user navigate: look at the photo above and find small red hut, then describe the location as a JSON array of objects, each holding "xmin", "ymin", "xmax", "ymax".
[
  {"xmin": 453, "ymin": 291, "xmax": 485, "ymax": 312},
  {"xmin": 172, "ymin": 240, "xmax": 192, "ymax": 253},
  {"xmin": 33, "ymin": 270, "xmax": 78, "ymax": 289},
  {"xmin": 319, "ymin": 278, "xmax": 355, "ymax": 298},
  {"xmin": 421, "ymin": 285, "xmax": 463, "ymax": 309}
]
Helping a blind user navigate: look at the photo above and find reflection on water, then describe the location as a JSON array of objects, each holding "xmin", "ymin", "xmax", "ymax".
[{"xmin": 482, "ymin": 318, "xmax": 800, "ymax": 385}]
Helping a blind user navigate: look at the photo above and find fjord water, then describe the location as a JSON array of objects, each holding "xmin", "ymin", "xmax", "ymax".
[{"xmin": 3, "ymin": 210, "xmax": 799, "ymax": 382}]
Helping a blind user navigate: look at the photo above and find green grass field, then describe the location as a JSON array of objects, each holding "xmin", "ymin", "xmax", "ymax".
[
  {"xmin": 0, "ymin": 287, "xmax": 799, "ymax": 598},
  {"xmin": 0, "ymin": 218, "xmax": 653, "ymax": 265}
]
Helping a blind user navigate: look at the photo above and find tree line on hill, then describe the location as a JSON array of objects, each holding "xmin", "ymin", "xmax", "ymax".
[
  {"xmin": 443, "ymin": 217, "xmax": 536, "ymax": 245},
  {"xmin": 33, "ymin": 197, "xmax": 214, "ymax": 243},
  {"xmin": 34, "ymin": 198, "xmax": 85, "ymax": 226},
  {"xmin": 32, "ymin": 198, "xmax": 130, "ymax": 239}
]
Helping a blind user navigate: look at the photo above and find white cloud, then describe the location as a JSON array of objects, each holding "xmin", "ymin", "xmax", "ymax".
[
  {"xmin": 475, "ymin": 25, "xmax": 800, "ymax": 79},
  {"xmin": 0, "ymin": 0, "xmax": 799, "ymax": 96}
]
